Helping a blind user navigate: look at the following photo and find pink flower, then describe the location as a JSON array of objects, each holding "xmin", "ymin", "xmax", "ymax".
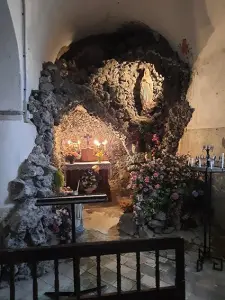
[
  {"xmin": 144, "ymin": 176, "xmax": 150, "ymax": 183},
  {"xmin": 171, "ymin": 192, "xmax": 179, "ymax": 200},
  {"xmin": 152, "ymin": 134, "xmax": 159, "ymax": 142},
  {"xmin": 132, "ymin": 175, "xmax": 137, "ymax": 180},
  {"xmin": 155, "ymin": 184, "xmax": 160, "ymax": 189},
  {"xmin": 153, "ymin": 172, "xmax": 159, "ymax": 177}
]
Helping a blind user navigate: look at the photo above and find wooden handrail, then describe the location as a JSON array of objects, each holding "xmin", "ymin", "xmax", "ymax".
[
  {"xmin": 0, "ymin": 237, "xmax": 185, "ymax": 300},
  {"xmin": 0, "ymin": 237, "xmax": 184, "ymax": 264}
]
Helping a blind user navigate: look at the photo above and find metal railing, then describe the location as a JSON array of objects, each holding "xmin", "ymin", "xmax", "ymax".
[{"xmin": 0, "ymin": 237, "xmax": 185, "ymax": 300}]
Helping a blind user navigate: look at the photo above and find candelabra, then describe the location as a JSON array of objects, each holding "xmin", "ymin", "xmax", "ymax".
[
  {"xmin": 191, "ymin": 144, "xmax": 224, "ymax": 272},
  {"xmin": 202, "ymin": 145, "xmax": 214, "ymax": 168}
]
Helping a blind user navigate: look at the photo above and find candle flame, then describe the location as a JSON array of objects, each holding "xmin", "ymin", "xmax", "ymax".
[{"xmin": 94, "ymin": 139, "xmax": 100, "ymax": 146}]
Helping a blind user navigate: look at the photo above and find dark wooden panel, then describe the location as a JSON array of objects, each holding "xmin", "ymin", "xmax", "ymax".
[
  {"xmin": 35, "ymin": 194, "xmax": 108, "ymax": 206},
  {"xmin": 0, "ymin": 238, "xmax": 184, "ymax": 264},
  {"xmin": 70, "ymin": 287, "xmax": 182, "ymax": 300},
  {"xmin": 1, "ymin": 236, "xmax": 185, "ymax": 300}
]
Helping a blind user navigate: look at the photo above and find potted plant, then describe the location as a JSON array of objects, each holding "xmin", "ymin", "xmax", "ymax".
[
  {"xmin": 54, "ymin": 169, "xmax": 65, "ymax": 194},
  {"xmin": 65, "ymin": 151, "xmax": 81, "ymax": 164},
  {"xmin": 52, "ymin": 207, "xmax": 72, "ymax": 243},
  {"xmin": 81, "ymin": 170, "xmax": 98, "ymax": 194}
]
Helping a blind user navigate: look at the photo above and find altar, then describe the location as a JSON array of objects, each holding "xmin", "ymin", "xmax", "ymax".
[{"xmin": 64, "ymin": 161, "xmax": 112, "ymax": 201}]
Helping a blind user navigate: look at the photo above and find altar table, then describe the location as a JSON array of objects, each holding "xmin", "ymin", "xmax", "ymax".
[{"xmin": 64, "ymin": 161, "xmax": 112, "ymax": 201}]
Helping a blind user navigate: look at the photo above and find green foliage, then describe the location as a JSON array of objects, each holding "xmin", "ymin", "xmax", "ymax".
[{"xmin": 54, "ymin": 169, "xmax": 64, "ymax": 188}]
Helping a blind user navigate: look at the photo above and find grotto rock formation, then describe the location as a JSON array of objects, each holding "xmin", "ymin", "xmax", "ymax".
[{"xmin": 0, "ymin": 23, "xmax": 193, "ymax": 278}]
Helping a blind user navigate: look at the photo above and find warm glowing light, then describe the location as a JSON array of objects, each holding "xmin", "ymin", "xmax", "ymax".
[
  {"xmin": 68, "ymin": 140, "xmax": 72, "ymax": 145},
  {"xmin": 77, "ymin": 140, "xmax": 81, "ymax": 145},
  {"xmin": 94, "ymin": 139, "xmax": 101, "ymax": 146},
  {"xmin": 102, "ymin": 140, "xmax": 108, "ymax": 145}
]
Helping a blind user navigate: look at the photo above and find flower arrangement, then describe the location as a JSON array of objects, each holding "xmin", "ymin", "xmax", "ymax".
[
  {"xmin": 118, "ymin": 198, "xmax": 133, "ymax": 213},
  {"xmin": 64, "ymin": 140, "xmax": 81, "ymax": 163},
  {"xmin": 81, "ymin": 170, "xmax": 98, "ymax": 193},
  {"xmin": 52, "ymin": 207, "xmax": 72, "ymax": 243},
  {"xmin": 94, "ymin": 139, "xmax": 107, "ymax": 163},
  {"xmin": 127, "ymin": 133, "xmax": 202, "ymax": 229},
  {"xmin": 95, "ymin": 149, "xmax": 105, "ymax": 163}
]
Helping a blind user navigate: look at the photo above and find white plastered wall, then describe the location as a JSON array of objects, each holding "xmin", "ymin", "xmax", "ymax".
[{"xmin": 0, "ymin": 0, "xmax": 36, "ymax": 208}]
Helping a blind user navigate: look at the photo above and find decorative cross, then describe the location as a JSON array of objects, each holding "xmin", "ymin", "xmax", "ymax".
[
  {"xmin": 84, "ymin": 134, "xmax": 92, "ymax": 147},
  {"xmin": 202, "ymin": 145, "xmax": 214, "ymax": 168}
]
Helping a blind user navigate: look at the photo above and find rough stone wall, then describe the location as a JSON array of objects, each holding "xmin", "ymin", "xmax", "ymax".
[
  {"xmin": 1, "ymin": 23, "xmax": 193, "ymax": 261},
  {"xmin": 54, "ymin": 105, "xmax": 128, "ymax": 196},
  {"xmin": 60, "ymin": 22, "xmax": 193, "ymax": 153}
]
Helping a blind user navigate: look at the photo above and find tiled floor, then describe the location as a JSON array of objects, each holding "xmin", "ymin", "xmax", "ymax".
[{"xmin": 1, "ymin": 205, "xmax": 225, "ymax": 299}]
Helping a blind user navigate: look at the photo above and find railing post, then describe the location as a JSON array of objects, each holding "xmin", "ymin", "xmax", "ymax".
[
  {"xmin": 116, "ymin": 254, "xmax": 121, "ymax": 295},
  {"xmin": 136, "ymin": 252, "xmax": 141, "ymax": 292},
  {"xmin": 155, "ymin": 249, "xmax": 160, "ymax": 290},
  {"xmin": 175, "ymin": 240, "xmax": 185, "ymax": 299},
  {"xmin": 32, "ymin": 262, "xmax": 38, "ymax": 300},
  {"xmin": 54, "ymin": 259, "xmax": 59, "ymax": 300},
  {"xmin": 9, "ymin": 264, "xmax": 15, "ymax": 300},
  {"xmin": 97, "ymin": 255, "xmax": 102, "ymax": 296},
  {"xmin": 75, "ymin": 257, "xmax": 80, "ymax": 300}
]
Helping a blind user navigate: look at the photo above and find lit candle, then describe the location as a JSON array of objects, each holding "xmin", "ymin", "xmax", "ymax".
[
  {"xmin": 77, "ymin": 140, "xmax": 81, "ymax": 151},
  {"xmin": 222, "ymin": 153, "xmax": 224, "ymax": 169},
  {"xmin": 210, "ymin": 160, "xmax": 213, "ymax": 169},
  {"xmin": 94, "ymin": 139, "xmax": 100, "ymax": 148},
  {"xmin": 187, "ymin": 157, "xmax": 191, "ymax": 166}
]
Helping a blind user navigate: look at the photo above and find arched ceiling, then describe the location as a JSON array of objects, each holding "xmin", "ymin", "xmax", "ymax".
[
  {"xmin": 24, "ymin": 0, "xmax": 215, "ymax": 62},
  {"xmin": 7, "ymin": 0, "xmax": 225, "ymax": 129}
]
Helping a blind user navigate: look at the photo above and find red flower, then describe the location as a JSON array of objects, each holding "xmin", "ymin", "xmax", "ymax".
[{"xmin": 152, "ymin": 134, "xmax": 160, "ymax": 144}]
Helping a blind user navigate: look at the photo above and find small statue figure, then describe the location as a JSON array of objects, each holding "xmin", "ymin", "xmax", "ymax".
[{"xmin": 140, "ymin": 68, "xmax": 154, "ymax": 111}]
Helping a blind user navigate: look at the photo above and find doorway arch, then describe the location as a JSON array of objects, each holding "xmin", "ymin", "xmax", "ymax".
[{"xmin": 0, "ymin": 0, "xmax": 22, "ymax": 113}]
